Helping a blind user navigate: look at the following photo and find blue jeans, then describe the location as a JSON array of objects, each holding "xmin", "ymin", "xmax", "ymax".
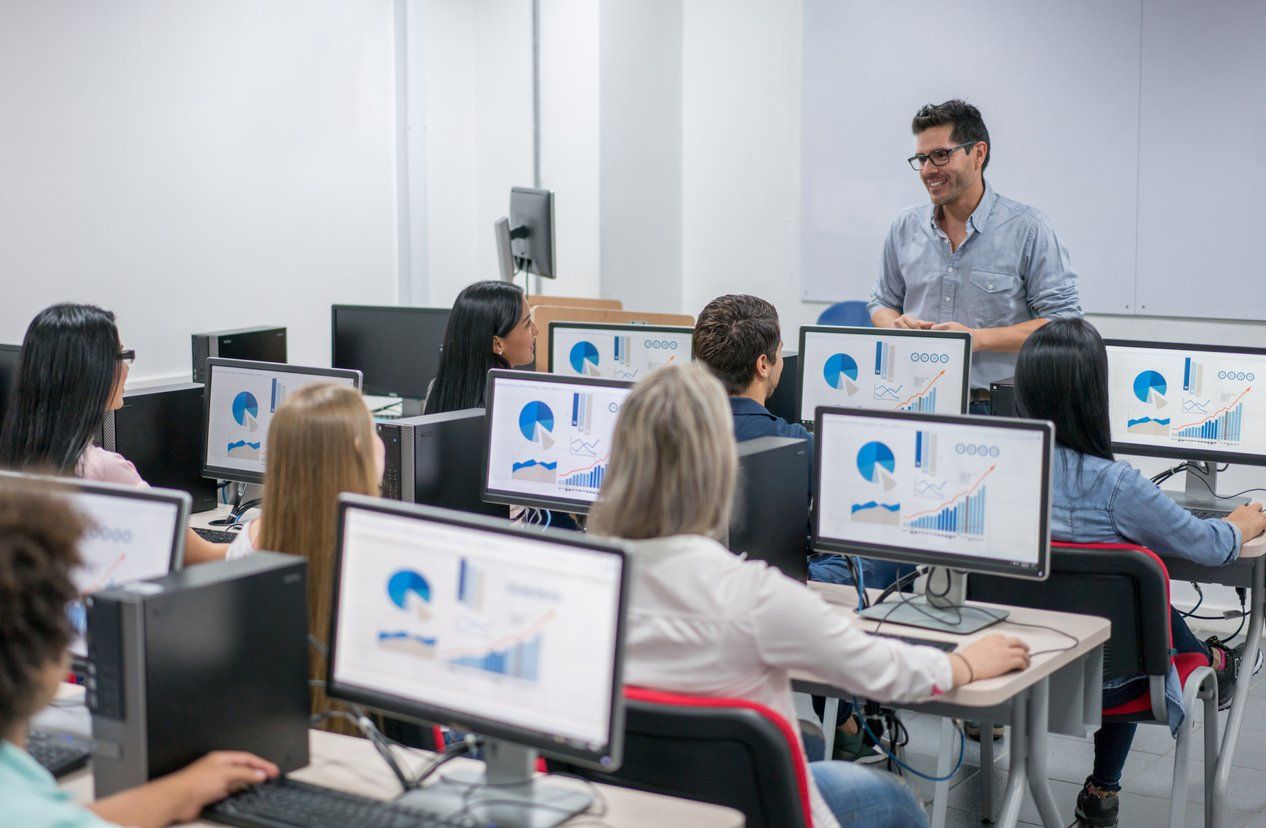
[
  {"xmin": 810, "ymin": 761, "xmax": 927, "ymax": 827},
  {"xmin": 1090, "ymin": 606, "xmax": 1210, "ymax": 791},
  {"xmin": 808, "ymin": 553, "xmax": 916, "ymax": 591}
]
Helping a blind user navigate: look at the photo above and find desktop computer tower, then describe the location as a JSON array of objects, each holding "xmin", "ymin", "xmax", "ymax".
[
  {"xmin": 765, "ymin": 351, "xmax": 800, "ymax": 425},
  {"xmin": 100, "ymin": 383, "xmax": 218, "ymax": 512},
  {"xmin": 376, "ymin": 409, "xmax": 506, "ymax": 517},
  {"xmin": 191, "ymin": 326, "xmax": 287, "ymax": 383},
  {"xmin": 87, "ymin": 553, "xmax": 310, "ymax": 797},
  {"xmin": 728, "ymin": 436, "xmax": 811, "ymax": 581},
  {"xmin": 989, "ymin": 377, "xmax": 1017, "ymax": 418}
]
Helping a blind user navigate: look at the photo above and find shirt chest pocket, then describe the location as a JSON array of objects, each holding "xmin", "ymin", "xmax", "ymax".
[{"xmin": 967, "ymin": 270, "xmax": 1020, "ymax": 328}]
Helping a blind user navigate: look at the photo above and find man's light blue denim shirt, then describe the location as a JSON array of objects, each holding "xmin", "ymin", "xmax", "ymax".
[{"xmin": 868, "ymin": 183, "xmax": 1083, "ymax": 390}]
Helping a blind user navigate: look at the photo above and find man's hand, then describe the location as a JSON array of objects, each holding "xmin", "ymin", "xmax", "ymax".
[
  {"xmin": 892, "ymin": 314, "xmax": 932, "ymax": 330},
  {"xmin": 930, "ymin": 321, "xmax": 983, "ymax": 349}
]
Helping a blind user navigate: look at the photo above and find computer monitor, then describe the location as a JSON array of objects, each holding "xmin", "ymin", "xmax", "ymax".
[
  {"xmin": 1104, "ymin": 339, "xmax": 1266, "ymax": 511},
  {"xmin": 798, "ymin": 326, "xmax": 972, "ymax": 423},
  {"xmin": 0, "ymin": 474, "xmax": 189, "ymax": 664},
  {"xmin": 482, "ymin": 370, "xmax": 633, "ymax": 514},
  {"xmin": 508, "ymin": 186, "xmax": 556, "ymax": 279},
  {"xmin": 331, "ymin": 305, "xmax": 450, "ymax": 405},
  {"xmin": 327, "ymin": 495, "xmax": 628, "ymax": 824},
  {"xmin": 729, "ymin": 436, "xmax": 811, "ymax": 581},
  {"xmin": 0, "ymin": 343, "xmax": 19, "ymax": 427},
  {"xmin": 202, "ymin": 358, "xmax": 362, "ymax": 485},
  {"xmin": 547, "ymin": 322, "xmax": 693, "ymax": 381},
  {"xmin": 813, "ymin": 408, "xmax": 1052, "ymax": 633}
]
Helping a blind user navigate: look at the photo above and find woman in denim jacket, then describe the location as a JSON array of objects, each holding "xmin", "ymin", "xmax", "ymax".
[{"xmin": 1014, "ymin": 319, "xmax": 1266, "ymax": 827}]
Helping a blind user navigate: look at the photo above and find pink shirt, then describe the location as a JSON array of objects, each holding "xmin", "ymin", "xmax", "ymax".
[{"xmin": 75, "ymin": 444, "xmax": 149, "ymax": 489}]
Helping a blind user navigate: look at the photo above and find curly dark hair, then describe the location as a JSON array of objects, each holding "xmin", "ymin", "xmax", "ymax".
[
  {"xmin": 692, "ymin": 295, "xmax": 782, "ymax": 396},
  {"xmin": 0, "ymin": 482, "xmax": 86, "ymax": 735}
]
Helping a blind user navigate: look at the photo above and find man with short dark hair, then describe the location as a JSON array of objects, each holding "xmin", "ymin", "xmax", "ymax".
[
  {"xmin": 869, "ymin": 99, "xmax": 1082, "ymax": 412},
  {"xmin": 692, "ymin": 294, "xmax": 810, "ymax": 443}
]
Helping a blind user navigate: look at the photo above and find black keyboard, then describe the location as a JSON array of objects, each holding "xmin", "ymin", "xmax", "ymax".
[
  {"xmin": 871, "ymin": 632, "xmax": 956, "ymax": 652},
  {"xmin": 204, "ymin": 777, "xmax": 474, "ymax": 828},
  {"xmin": 1190, "ymin": 508, "xmax": 1230, "ymax": 520},
  {"xmin": 194, "ymin": 526, "xmax": 243, "ymax": 544},
  {"xmin": 27, "ymin": 729, "xmax": 91, "ymax": 778}
]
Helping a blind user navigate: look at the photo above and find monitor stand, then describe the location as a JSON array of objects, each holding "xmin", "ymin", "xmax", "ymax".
[
  {"xmin": 1163, "ymin": 462, "xmax": 1248, "ymax": 514},
  {"xmin": 858, "ymin": 568, "xmax": 1006, "ymax": 635},
  {"xmin": 395, "ymin": 739, "xmax": 591, "ymax": 828},
  {"xmin": 401, "ymin": 397, "xmax": 424, "ymax": 417}
]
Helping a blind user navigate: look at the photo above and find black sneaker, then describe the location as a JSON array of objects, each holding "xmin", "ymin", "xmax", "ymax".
[
  {"xmin": 1206, "ymin": 636, "xmax": 1242, "ymax": 710},
  {"xmin": 1075, "ymin": 780, "xmax": 1120, "ymax": 827}
]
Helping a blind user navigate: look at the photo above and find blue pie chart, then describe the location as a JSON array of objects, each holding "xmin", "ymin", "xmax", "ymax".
[
  {"xmin": 518, "ymin": 401, "xmax": 555, "ymax": 442},
  {"xmin": 569, "ymin": 341, "xmax": 600, "ymax": 374},
  {"xmin": 386, "ymin": 569, "xmax": 431, "ymax": 610},
  {"xmin": 823, "ymin": 353, "xmax": 859, "ymax": 390},
  {"xmin": 1132, "ymin": 370, "xmax": 1167, "ymax": 404},
  {"xmin": 856, "ymin": 441, "xmax": 896, "ymax": 483},
  {"xmin": 231, "ymin": 391, "xmax": 259, "ymax": 426}
]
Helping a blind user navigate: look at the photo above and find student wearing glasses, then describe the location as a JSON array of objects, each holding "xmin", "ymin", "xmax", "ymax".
[
  {"xmin": 0, "ymin": 303, "xmax": 226, "ymax": 563},
  {"xmin": 868, "ymin": 99, "xmax": 1083, "ymax": 412}
]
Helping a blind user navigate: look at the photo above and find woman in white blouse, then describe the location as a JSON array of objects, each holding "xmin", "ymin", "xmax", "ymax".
[{"xmin": 587, "ymin": 364, "xmax": 1030, "ymax": 828}]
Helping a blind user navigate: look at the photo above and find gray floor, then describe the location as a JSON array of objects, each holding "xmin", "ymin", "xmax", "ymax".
[{"xmin": 871, "ymin": 670, "xmax": 1266, "ymax": 827}]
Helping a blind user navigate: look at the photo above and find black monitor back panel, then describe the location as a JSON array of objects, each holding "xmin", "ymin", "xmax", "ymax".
[
  {"xmin": 0, "ymin": 344, "xmax": 19, "ymax": 431},
  {"xmin": 765, "ymin": 352, "xmax": 800, "ymax": 425},
  {"xmin": 729, "ymin": 436, "xmax": 811, "ymax": 581}
]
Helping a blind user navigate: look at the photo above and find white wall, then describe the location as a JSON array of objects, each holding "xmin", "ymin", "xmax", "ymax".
[{"xmin": 0, "ymin": 0, "xmax": 401, "ymax": 384}]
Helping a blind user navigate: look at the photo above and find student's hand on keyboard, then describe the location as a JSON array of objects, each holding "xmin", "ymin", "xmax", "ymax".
[
  {"xmin": 1226, "ymin": 501, "xmax": 1266, "ymax": 543},
  {"xmin": 163, "ymin": 751, "xmax": 281, "ymax": 822},
  {"xmin": 953, "ymin": 633, "xmax": 1031, "ymax": 686}
]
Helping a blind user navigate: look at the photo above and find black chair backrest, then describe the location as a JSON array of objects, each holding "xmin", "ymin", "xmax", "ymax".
[
  {"xmin": 968, "ymin": 543, "xmax": 1172, "ymax": 682},
  {"xmin": 553, "ymin": 696, "xmax": 809, "ymax": 828}
]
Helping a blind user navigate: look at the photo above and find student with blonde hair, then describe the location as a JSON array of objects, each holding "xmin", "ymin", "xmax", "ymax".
[
  {"xmin": 226, "ymin": 383, "xmax": 383, "ymax": 728},
  {"xmin": 588, "ymin": 364, "xmax": 1031, "ymax": 828}
]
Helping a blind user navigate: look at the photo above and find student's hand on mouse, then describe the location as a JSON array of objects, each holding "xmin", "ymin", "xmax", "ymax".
[
  {"xmin": 161, "ymin": 751, "xmax": 280, "ymax": 822},
  {"xmin": 953, "ymin": 634, "xmax": 1030, "ymax": 684},
  {"xmin": 1226, "ymin": 501, "xmax": 1266, "ymax": 542}
]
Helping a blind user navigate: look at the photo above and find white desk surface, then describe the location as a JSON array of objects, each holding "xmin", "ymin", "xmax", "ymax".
[
  {"xmin": 1242, "ymin": 532, "xmax": 1266, "ymax": 554},
  {"xmin": 796, "ymin": 583, "xmax": 1110, "ymax": 709},
  {"xmin": 58, "ymin": 728, "xmax": 744, "ymax": 828}
]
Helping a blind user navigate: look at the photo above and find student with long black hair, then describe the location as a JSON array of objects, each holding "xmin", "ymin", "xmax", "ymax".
[
  {"xmin": 1014, "ymin": 318, "xmax": 1266, "ymax": 827},
  {"xmin": 0, "ymin": 303, "xmax": 227, "ymax": 564},
  {"xmin": 423, "ymin": 280, "xmax": 537, "ymax": 414}
]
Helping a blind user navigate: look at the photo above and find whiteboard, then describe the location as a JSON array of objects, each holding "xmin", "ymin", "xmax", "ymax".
[
  {"xmin": 0, "ymin": 1, "xmax": 400, "ymax": 382},
  {"xmin": 1135, "ymin": 1, "xmax": 1266, "ymax": 320},
  {"xmin": 802, "ymin": 1, "xmax": 1142, "ymax": 314}
]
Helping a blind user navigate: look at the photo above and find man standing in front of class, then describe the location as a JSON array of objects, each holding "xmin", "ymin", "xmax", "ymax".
[{"xmin": 869, "ymin": 99, "xmax": 1083, "ymax": 413}]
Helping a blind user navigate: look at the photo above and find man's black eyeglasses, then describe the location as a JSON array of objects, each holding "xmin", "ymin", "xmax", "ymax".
[{"xmin": 908, "ymin": 141, "xmax": 978, "ymax": 171}]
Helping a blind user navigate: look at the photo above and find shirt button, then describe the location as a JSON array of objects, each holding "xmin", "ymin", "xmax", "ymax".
[
  {"xmin": 944, "ymin": 296, "xmax": 951, "ymax": 303},
  {"xmin": 987, "ymin": 283, "xmax": 994, "ymax": 290}
]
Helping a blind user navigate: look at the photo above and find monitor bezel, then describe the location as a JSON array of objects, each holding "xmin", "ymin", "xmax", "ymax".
[
  {"xmin": 0, "ymin": 473, "xmax": 192, "ymax": 670},
  {"xmin": 202, "ymin": 358, "xmax": 363, "ymax": 485},
  {"xmin": 326, "ymin": 494, "xmax": 629, "ymax": 770},
  {"xmin": 1103, "ymin": 338, "xmax": 1266, "ymax": 467},
  {"xmin": 546, "ymin": 322, "xmax": 695, "ymax": 375},
  {"xmin": 796, "ymin": 326, "xmax": 973, "ymax": 423},
  {"xmin": 811, "ymin": 406, "xmax": 1052, "ymax": 580},
  {"xmin": 330, "ymin": 304, "xmax": 451, "ymax": 399},
  {"xmin": 482, "ymin": 369, "xmax": 633, "ymax": 514}
]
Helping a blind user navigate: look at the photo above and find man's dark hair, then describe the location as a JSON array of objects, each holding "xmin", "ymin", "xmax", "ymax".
[
  {"xmin": 912, "ymin": 99, "xmax": 991, "ymax": 171},
  {"xmin": 0, "ymin": 484, "xmax": 86, "ymax": 736},
  {"xmin": 692, "ymin": 295, "xmax": 781, "ymax": 396}
]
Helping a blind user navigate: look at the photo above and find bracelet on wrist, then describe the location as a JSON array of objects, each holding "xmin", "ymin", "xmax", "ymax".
[{"xmin": 951, "ymin": 651, "xmax": 975, "ymax": 684}]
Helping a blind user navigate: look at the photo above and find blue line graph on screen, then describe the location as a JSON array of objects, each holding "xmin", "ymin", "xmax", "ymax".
[
  {"xmin": 569, "ymin": 438, "xmax": 599, "ymax": 457},
  {"xmin": 447, "ymin": 610, "xmax": 555, "ymax": 683},
  {"xmin": 511, "ymin": 459, "xmax": 558, "ymax": 484},
  {"xmin": 873, "ymin": 383, "xmax": 903, "ymax": 401}
]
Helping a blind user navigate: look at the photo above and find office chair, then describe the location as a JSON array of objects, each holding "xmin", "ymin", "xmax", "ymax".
[
  {"xmin": 815, "ymin": 301, "xmax": 872, "ymax": 327},
  {"xmin": 969, "ymin": 542, "xmax": 1219, "ymax": 828},
  {"xmin": 555, "ymin": 686, "xmax": 814, "ymax": 828}
]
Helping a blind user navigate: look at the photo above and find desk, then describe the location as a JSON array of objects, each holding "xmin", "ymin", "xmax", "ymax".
[
  {"xmin": 1160, "ymin": 532, "xmax": 1265, "ymax": 828},
  {"xmin": 58, "ymin": 729, "xmax": 744, "ymax": 828},
  {"xmin": 792, "ymin": 583, "xmax": 1109, "ymax": 828}
]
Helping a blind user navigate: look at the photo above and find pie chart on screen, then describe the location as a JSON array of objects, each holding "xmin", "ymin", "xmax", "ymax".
[
  {"xmin": 518, "ymin": 401, "xmax": 556, "ymax": 449},
  {"xmin": 231, "ymin": 392, "xmax": 260, "ymax": 432},
  {"xmin": 386, "ymin": 569, "xmax": 432, "ymax": 621},
  {"xmin": 856, "ymin": 441, "xmax": 898, "ymax": 492},
  {"xmin": 1132, "ymin": 371, "xmax": 1168, "ymax": 410},
  {"xmin": 569, "ymin": 341, "xmax": 600, "ymax": 375},
  {"xmin": 823, "ymin": 353, "xmax": 860, "ymax": 395}
]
